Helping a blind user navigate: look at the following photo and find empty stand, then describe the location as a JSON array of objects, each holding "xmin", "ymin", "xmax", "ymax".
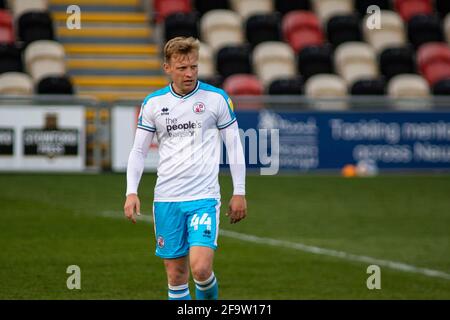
[
  {"xmin": 245, "ymin": 13, "xmax": 282, "ymax": 48},
  {"xmin": 0, "ymin": 43, "xmax": 23, "ymax": 73},
  {"xmin": 0, "ymin": 71, "xmax": 33, "ymax": 95},
  {"xmin": 305, "ymin": 73, "xmax": 348, "ymax": 109},
  {"xmin": 201, "ymin": 9, "xmax": 244, "ymax": 52},
  {"xmin": 37, "ymin": 75, "xmax": 73, "ymax": 94},
  {"xmin": 435, "ymin": 0, "xmax": 450, "ymax": 18},
  {"xmin": 193, "ymin": 0, "xmax": 230, "ymax": 16},
  {"xmin": 199, "ymin": 74, "xmax": 223, "ymax": 88},
  {"xmin": 363, "ymin": 10, "xmax": 406, "ymax": 53},
  {"xmin": 230, "ymin": 0, "xmax": 273, "ymax": 20},
  {"xmin": 354, "ymin": 0, "xmax": 391, "ymax": 16},
  {"xmin": 444, "ymin": 13, "xmax": 450, "ymax": 44},
  {"xmin": 297, "ymin": 45, "xmax": 334, "ymax": 80},
  {"xmin": 268, "ymin": 76, "xmax": 303, "ymax": 95},
  {"xmin": 17, "ymin": 11, "xmax": 54, "ymax": 45},
  {"xmin": 408, "ymin": 14, "xmax": 444, "ymax": 49},
  {"xmin": 164, "ymin": 12, "xmax": 199, "ymax": 42},
  {"xmin": 394, "ymin": 0, "xmax": 432, "ymax": 22},
  {"xmin": 379, "ymin": 46, "xmax": 416, "ymax": 80},
  {"xmin": 198, "ymin": 42, "xmax": 215, "ymax": 78},
  {"xmin": 10, "ymin": 0, "xmax": 47, "ymax": 19},
  {"xmin": 335, "ymin": 41, "xmax": 378, "ymax": 86},
  {"xmin": 388, "ymin": 74, "xmax": 431, "ymax": 109},
  {"xmin": 282, "ymin": 10, "xmax": 324, "ymax": 53},
  {"xmin": 253, "ymin": 41, "xmax": 296, "ymax": 87},
  {"xmin": 432, "ymin": 78, "xmax": 450, "ymax": 95},
  {"xmin": 0, "ymin": 9, "xmax": 14, "ymax": 44},
  {"xmin": 417, "ymin": 42, "xmax": 450, "ymax": 86},
  {"xmin": 223, "ymin": 74, "xmax": 262, "ymax": 94},
  {"xmin": 312, "ymin": 0, "xmax": 353, "ymax": 24},
  {"xmin": 274, "ymin": 0, "xmax": 311, "ymax": 16},
  {"xmin": 25, "ymin": 40, "xmax": 66, "ymax": 82},
  {"xmin": 350, "ymin": 78, "xmax": 386, "ymax": 95},
  {"xmin": 154, "ymin": 0, "xmax": 191, "ymax": 23},
  {"xmin": 326, "ymin": 14, "xmax": 361, "ymax": 48},
  {"xmin": 216, "ymin": 45, "xmax": 252, "ymax": 79}
]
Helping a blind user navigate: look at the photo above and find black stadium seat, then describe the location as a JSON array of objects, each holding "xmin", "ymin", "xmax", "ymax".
[
  {"xmin": 435, "ymin": 0, "xmax": 450, "ymax": 18},
  {"xmin": 268, "ymin": 77, "xmax": 303, "ymax": 95},
  {"xmin": 37, "ymin": 75, "xmax": 74, "ymax": 94},
  {"xmin": 432, "ymin": 78, "xmax": 450, "ymax": 95},
  {"xmin": 245, "ymin": 13, "xmax": 281, "ymax": 48},
  {"xmin": 407, "ymin": 14, "xmax": 444, "ymax": 49},
  {"xmin": 274, "ymin": 0, "xmax": 310, "ymax": 16},
  {"xmin": 216, "ymin": 45, "xmax": 252, "ymax": 79},
  {"xmin": 326, "ymin": 14, "xmax": 362, "ymax": 48},
  {"xmin": 199, "ymin": 74, "xmax": 224, "ymax": 88},
  {"xmin": 379, "ymin": 46, "xmax": 416, "ymax": 80},
  {"xmin": 18, "ymin": 11, "xmax": 54, "ymax": 46},
  {"xmin": 0, "ymin": 43, "xmax": 23, "ymax": 73},
  {"xmin": 351, "ymin": 78, "xmax": 386, "ymax": 95},
  {"xmin": 164, "ymin": 12, "xmax": 199, "ymax": 42},
  {"xmin": 354, "ymin": 0, "xmax": 390, "ymax": 16},
  {"xmin": 297, "ymin": 45, "xmax": 334, "ymax": 80},
  {"xmin": 193, "ymin": 0, "xmax": 229, "ymax": 16}
]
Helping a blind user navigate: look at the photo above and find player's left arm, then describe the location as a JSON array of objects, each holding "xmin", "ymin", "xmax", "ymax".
[{"xmin": 220, "ymin": 121, "xmax": 247, "ymax": 224}]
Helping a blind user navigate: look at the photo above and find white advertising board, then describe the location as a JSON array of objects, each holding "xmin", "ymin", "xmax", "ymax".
[{"xmin": 0, "ymin": 105, "xmax": 85, "ymax": 171}]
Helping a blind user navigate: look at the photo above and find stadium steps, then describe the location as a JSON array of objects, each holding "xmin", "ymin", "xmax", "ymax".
[{"xmin": 49, "ymin": 0, "xmax": 166, "ymax": 102}]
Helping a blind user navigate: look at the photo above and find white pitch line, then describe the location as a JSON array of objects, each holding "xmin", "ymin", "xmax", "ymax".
[{"xmin": 101, "ymin": 211, "xmax": 450, "ymax": 281}]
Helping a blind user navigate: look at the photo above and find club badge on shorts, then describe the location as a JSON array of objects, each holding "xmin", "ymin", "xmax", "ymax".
[{"xmin": 157, "ymin": 236, "xmax": 165, "ymax": 248}]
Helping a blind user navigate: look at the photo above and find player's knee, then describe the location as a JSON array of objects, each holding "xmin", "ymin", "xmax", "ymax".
[
  {"xmin": 191, "ymin": 265, "xmax": 212, "ymax": 282},
  {"xmin": 165, "ymin": 263, "xmax": 189, "ymax": 285}
]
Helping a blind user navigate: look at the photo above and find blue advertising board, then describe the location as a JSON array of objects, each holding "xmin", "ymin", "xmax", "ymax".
[{"xmin": 234, "ymin": 110, "xmax": 450, "ymax": 172}]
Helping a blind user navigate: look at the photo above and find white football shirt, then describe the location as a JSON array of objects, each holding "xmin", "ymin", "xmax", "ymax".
[{"xmin": 137, "ymin": 80, "xmax": 238, "ymax": 202}]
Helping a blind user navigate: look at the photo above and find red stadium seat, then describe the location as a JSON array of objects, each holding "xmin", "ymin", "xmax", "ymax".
[
  {"xmin": 154, "ymin": 0, "xmax": 192, "ymax": 23},
  {"xmin": 223, "ymin": 74, "xmax": 263, "ymax": 96},
  {"xmin": 282, "ymin": 11, "xmax": 324, "ymax": 53},
  {"xmin": 394, "ymin": 0, "xmax": 432, "ymax": 21},
  {"xmin": 417, "ymin": 42, "xmax": 450, "ymax": 85},
  {"xmin": 0, "ymin": 10, "xmax": 14, "ymax": 44}
]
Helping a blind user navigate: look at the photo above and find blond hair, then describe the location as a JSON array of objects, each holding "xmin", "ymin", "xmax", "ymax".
[{"xmin": 164, "ymin": 37, "xmax": 200, "ymax": 63}]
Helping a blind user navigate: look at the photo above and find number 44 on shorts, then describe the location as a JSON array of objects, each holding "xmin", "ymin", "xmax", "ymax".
[{"xmin": 190, "ymin": 213, "xmax": 211, "ymax": 231}]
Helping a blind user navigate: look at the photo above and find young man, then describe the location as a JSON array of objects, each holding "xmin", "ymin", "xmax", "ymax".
[{"xmin": 123, "ymin": 37, "xmax": 247, "ymax": 300}]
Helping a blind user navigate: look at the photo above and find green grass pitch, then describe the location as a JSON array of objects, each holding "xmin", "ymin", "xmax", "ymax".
[{"xmin": 0, "ymin": 173, "xmax": 449, "ymax": 299}]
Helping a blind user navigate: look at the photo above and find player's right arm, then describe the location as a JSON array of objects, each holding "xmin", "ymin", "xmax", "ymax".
[{"xmin": 124, "ymin": 128, "xmax": 154, "ymax": 223}]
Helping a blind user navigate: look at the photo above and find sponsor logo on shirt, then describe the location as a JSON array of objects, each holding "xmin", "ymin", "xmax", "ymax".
[{"xmin": 165, "ymin": 118, "xmax": 202, "ymax": 138}]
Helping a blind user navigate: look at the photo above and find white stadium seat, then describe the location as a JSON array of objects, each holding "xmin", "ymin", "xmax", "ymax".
[
  {"xmin": 253, "ymin": 41, "xmax": 296, "ymax": 87},
  {"xmin": 201, "ymin": 9, "xmax": 244, "ymax": 52},
  {"xmin": 388, "ymin": 74, "xmax": 431, "ymax": 109},
  {"xmin": 25, "ymin": 40, "xmax": 66, "ymax": 83},
  {"xmin": 335, "ymin": 41, "xmax": 378, "ymax": 86},
  {"xmin": 229, "ymin": 0, "xmax": 274, "ymax": 20},
  {"xmin": 198, "ymin": 42, "xmax": 215, "ymax": 78},
  {"xmin": 305, "ymin": 73, "xmax": 349, "ymax": 110},
  {"xmin": 0, "ymin": 72, "xmax": 34, "ymax": 95},
  {"xmin": 363, "ymin": 10, "xmax": 406, "ymax": 53},
  {"xmin": 312, "ymin": 0, "xmax": 353, "ymax": 24},
  {"xmin": 10, "ymin": 0, "xmax": 48, "ymax": 18}
]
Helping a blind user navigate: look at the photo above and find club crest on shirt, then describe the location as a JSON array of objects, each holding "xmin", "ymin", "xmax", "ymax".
[{"xmin": 192, "ymin": 102, "xmax": 205, "ymax": 114}]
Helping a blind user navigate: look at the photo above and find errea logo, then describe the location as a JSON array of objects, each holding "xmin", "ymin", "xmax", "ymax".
[
  {"xmin": 193, "ymin": 102, "xmax": 205, "ymax": 114},
  {"xmin": 161, "ymin": 107, "xmax": 169, "ymax": 115}
]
